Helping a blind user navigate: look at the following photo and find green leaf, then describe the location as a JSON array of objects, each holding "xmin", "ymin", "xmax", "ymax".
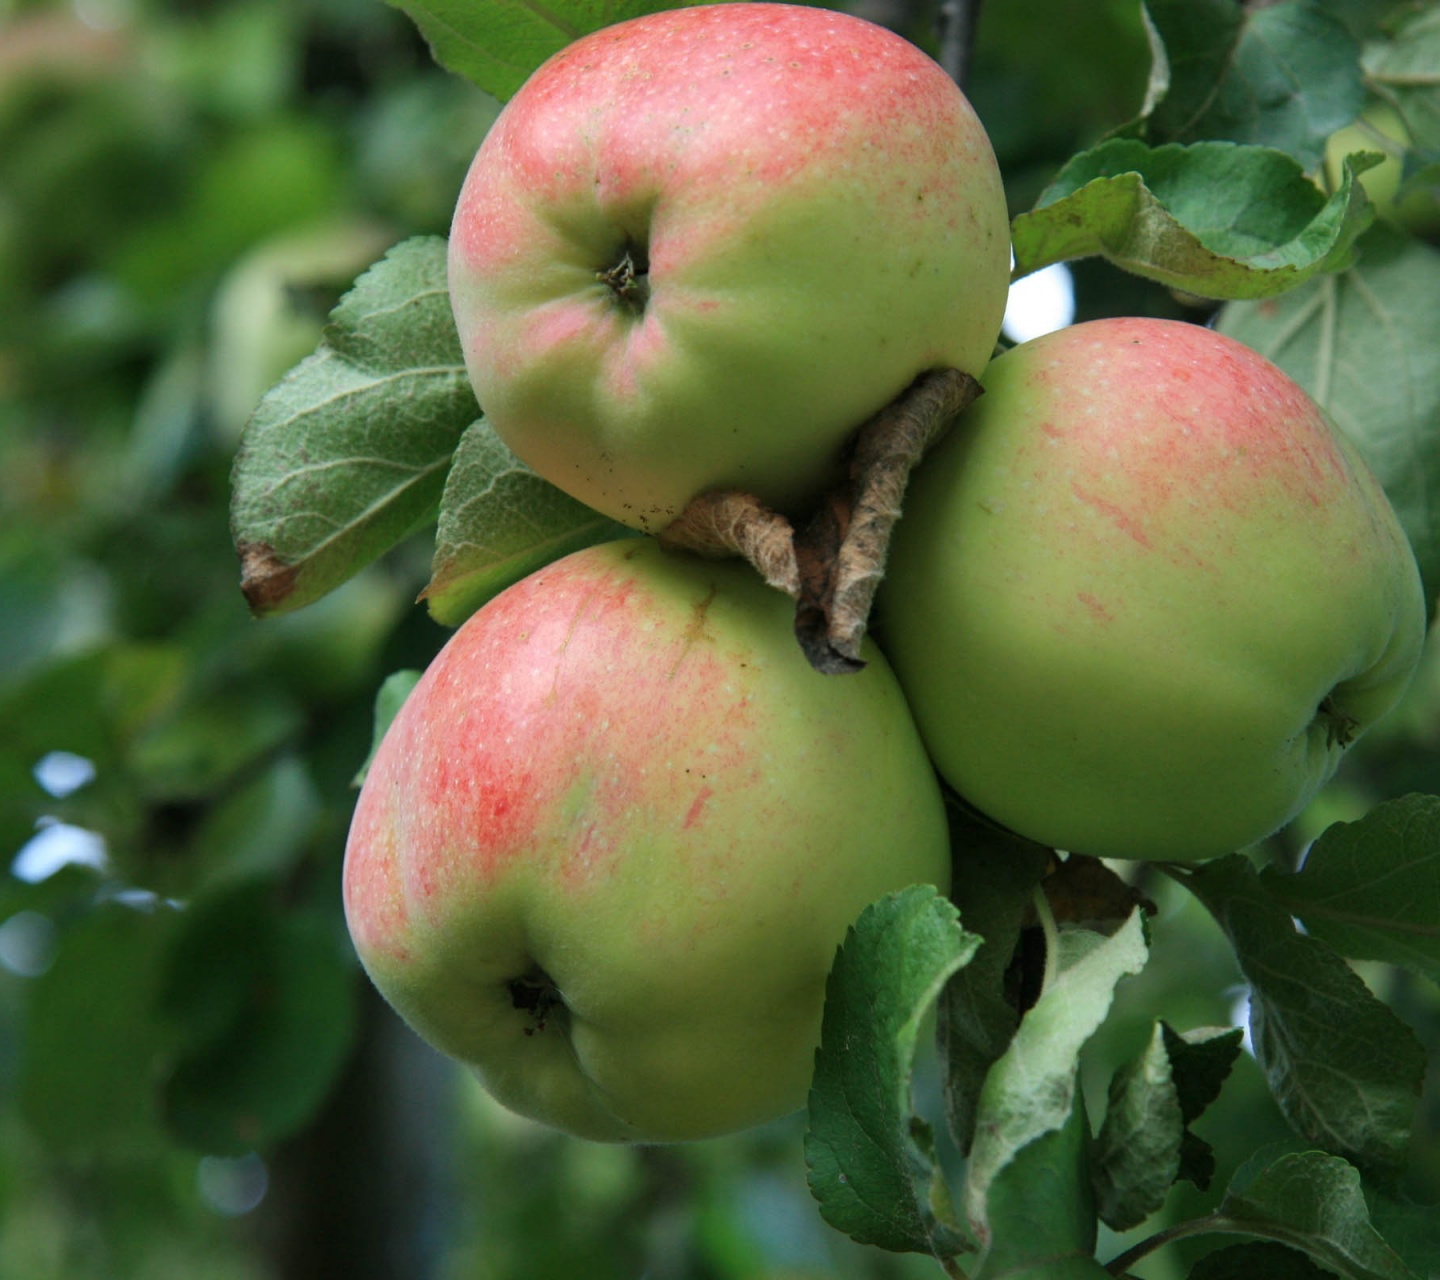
[
  {"xmin": 1137, "ymin": 0, "xmax": 1364, "ymax": 169},
  {"xmin": 1187, "ymin": 1241, "xmax": 1335, "ymax": 1279},
  {"xmin": 1134, "ymin": 0, "xmax": 1243, "ymax": 139},
  {"xmin": 935, "ymin": 804, "xmax": 1052, "ymax": 1156},
  {"xmin": 1365, "ymin": 1190, "xmax": 1440, "ymax": 1277},
  {"xmin": 1366, "ymin": 8, "xmax": 1440, "ymax": 151},
  {"xmin": 352, "ymin": 669, "xmax": 422, "ymax": 787},
  {"xmin": 1215, "ymin": 1150, "xmax": 1420, "ymax": 1280},
  {"xmin": 1180, "ymin": 856, "xmax": 1425, "ymax": 1180},
  {"xmin": 188, "ymin": 755, "xmax": 323, "ymax": 890},
  {"xmin": 1092, "ymin": 1023, "xmax": 1183, "ymax": 1231},
  {"xmin": 388, "ymin": 0, "xmax": 695, "ymax": 102},
  {"xmin": 1216, "ymin": 226, "xmax": 1440, "ymax": 607},
  {"xmin": 1315, "ymin": 1, "xmax": 1418, "ymax": 43},
  {"xmin": 965, "ymin": 911, "xmax": 1148, "ymax": 1268},
  {"xmin": 973, "ymin": 1093, "xmax": 1112, "ymax": 1280},
  {"xmin": 1166, "ymin": 1023, "xmax": 1245, "ymax": 1190},
  {"xmin": 19, "ymin": 901, "xmax": 179, "ymax": 1154},
  {"xmin": 1260, "ymin": 794, "xmax": 1440, "ymax": 985},
  {"xmin": 804, "ymin": 884, "xmax": 981, "ymax": 1261},
  {"xmin": 230, "ymin": 235, "xmax": 476, "ymax": 617},
  {"xmin": 126, "ymin": 684, "xmax": 302, "ymax": 802},
  {"xmin": 158, "ymin": 882, "xmax": 358, "ymax": 1156},
  {"xmin": 1091, "ymin": 1020, "xmax": 1243, "ymax": 1230},
  {"xmin": 1012, "ymin": 140, "xmax": 1375, "ymax": 299},
  {"xmin": 423, "ymin": 419, "xmax": 634, "ymax": 627}
]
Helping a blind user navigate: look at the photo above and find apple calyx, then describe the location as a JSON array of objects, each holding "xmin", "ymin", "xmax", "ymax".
[
  {"xmin": 1317, "ymin": 694, "xmax": 1361, "ymax": 750},
  {"xmin": 508, "ymin": 965, "xmax": 567, "ymax": 1037},
  {"xmin": 599, "ymin": 241, "xmax": 650, "ymax": 312},
  {"xmin": 659, "ymin": 367, "xmax": 982, "ymax": 675}
]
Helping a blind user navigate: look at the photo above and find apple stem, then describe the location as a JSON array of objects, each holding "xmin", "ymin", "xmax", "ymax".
[
  {"xmin": 658, "ymin": 367, "xmax": 981, "ymax": 675},
  {"xmin": 938, "ymin": 1252, "xmax": 972, "ymax": 1279},
  {"xmin": 793, "ymin": 367, "xmax": 982, "ymax": 671},
  {"xmin": 1031, "ymin": 885, "xmax": 1061, "ymax": 996},
  {"xmin": 657, "ymin": 490, "xmax": 801, "ymax": 596}
]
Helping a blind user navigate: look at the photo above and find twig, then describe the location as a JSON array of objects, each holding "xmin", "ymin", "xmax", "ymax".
[
  {"xmin": 658, "ymin": 367, "xmax": 981, "ymax": 676},
  {"xmin": 936, "ymin": 0, "xmax": 985, "ymax": 92}
]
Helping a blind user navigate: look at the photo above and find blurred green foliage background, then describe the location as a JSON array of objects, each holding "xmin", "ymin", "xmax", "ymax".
[{"xmin": 1, "ymin": 0, "xmax": 1436, "ymax": 1277}]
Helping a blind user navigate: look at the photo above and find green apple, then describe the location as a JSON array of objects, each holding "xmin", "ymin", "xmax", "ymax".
[
  {"xmin": 343, "ymin": 539, "xmax": 950, "ymax": 1141},
  {"xmin": 878, "ymin": 317, "xmax": 1427, "ymax": 861},
  {"xmin": 447, "ymin": 2, "xmax": 1010, "ymax": 532},
  {"xmin": 1325, "ymin": 103, "xmax": 1440, "ymax": 239}
]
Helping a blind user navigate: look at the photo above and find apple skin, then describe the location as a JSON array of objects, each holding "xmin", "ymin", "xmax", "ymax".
[
  {"xmin": 447, "ymin": 2, "xmax": 1010, "ymax": 532},
  {"xmin": 343, "ymin": 539, "xmax": 950, "ymax": 1141},
  {"xmin": 1325, "ymin": 104, "xmax": 1440, "ymax": 239},
  {"xmin": 878, "ymin": 317, "xmax": 1428, "ymax": 861}
]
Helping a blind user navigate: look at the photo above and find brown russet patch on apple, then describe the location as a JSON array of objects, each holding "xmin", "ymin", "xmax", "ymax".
[{"xmin": 237, "ymin": 542, "xmax": 299, "ymax": 615}]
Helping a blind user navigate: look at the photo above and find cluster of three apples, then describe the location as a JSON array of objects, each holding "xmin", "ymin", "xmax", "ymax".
[{"xmin": 342, "ymin": 3, "xmax": 1427, "ymax": 1143}]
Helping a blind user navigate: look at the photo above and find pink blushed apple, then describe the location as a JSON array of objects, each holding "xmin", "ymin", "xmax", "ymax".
[
  {"xmin": 343, "ymin": 539, "xmax": 950, "ymax": 1141},
  {"xmin": 878, "ymin": 317, "xmax": 1428, "ymax": 861},
  {"xmin": 447, "ymin": 2, "xmax": 1010, "ymax": 531}
]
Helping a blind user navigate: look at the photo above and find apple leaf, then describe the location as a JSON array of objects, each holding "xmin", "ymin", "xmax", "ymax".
[
  {"xmin": 1259, "ymin": 795, "xmax": 1440, "ymax": 986},
  {"xmin": 804, "ymin": 884, "xmax": 981, "ymax": 1261},
  {"xmin": 1132, "ymin": 0, "xmax": 1243, "ymax": 140},
  {"xmin": 1092, "ymin": 1022, "xmax": 1184, "ymax": 1232},
  {"xmin": 423, "ymin": 418, "xmax": 633, "ymax": 627},
  {"xmin": 1135, "ymin": 0, "xmax": 1364, "ymax": 170},
  {"xmin": 1044, "ymin": 854, "xmax": 1156, "ymax": 933},
  {"xmin": 1216, "ymin": 225, "xmax": 1440, "ymax": 608},
  {"xmin": 1186, "ymin": 1242, "xmax": 1334, "ymax": 1280},
  {"xmin": 352, "ymin": 669, "xmax": 422, "ymax": 788},
  {"xmin": 1178, "ymin": 856, "xmax": 1426, "ymax": 1182},
  {"xmin": 158, "ymin": 882, "xmax": 358, "ymax": 1156},
  {"xmin": 20, "ymin": 901, "xmax": 178, "ymax": 1154},
  {"xmin": 1365, "ymin": 7, "xmax": 1440, "ymax": 151},
  {"xmin": 1365, "ymin": 1189, "xmax": 1440, "ymax": 1278},
  {"xmin": 972, "ymin": 1095, "xmax": 1113, "ymax": 1280},
  {"xmin": 1212, "ymin": 1150, "xmax": 1420, "ymax": 1280},
  {"xmin": 386, "ymin": 0, "xmax": 697, "ymax": 102},
  {"xmin": 1011, "ymin": 139, "xmax": 1375, "ymax": 299},
  {"xmin": 934, "ymin": 803, "xmax": 1051, "ymax": 1156},
  {"xmin": 964, "ymin": 910, "xmax": 1148, "ymax": 1269},
  {"xmin": 1091, "ymin": 1021, "xmax": 1244, "ymax": 1231},
  {"xmin": 1167, "ymin": 1023, "xmax": 1246, "ymax": 1191},
  {"xmin": 230, "ymin": 236, "xmax": 476, "ymax": 619}
]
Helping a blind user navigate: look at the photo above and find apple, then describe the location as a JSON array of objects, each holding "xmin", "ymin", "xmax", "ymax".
[
  {"xmin": 342, "ymin": 539, "xmax": 950, "ymax": 1141},
  {"xmin": 878, "ymin": 317, "xmax": 1428, "ymax": 861},
  {"xmin": 1325, "ymin": 104, "xmax": 1440, "ymax": 239},
  {"xmin": 447, "ymin": 2, "xmax": 1010, "ymax": 533}
]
